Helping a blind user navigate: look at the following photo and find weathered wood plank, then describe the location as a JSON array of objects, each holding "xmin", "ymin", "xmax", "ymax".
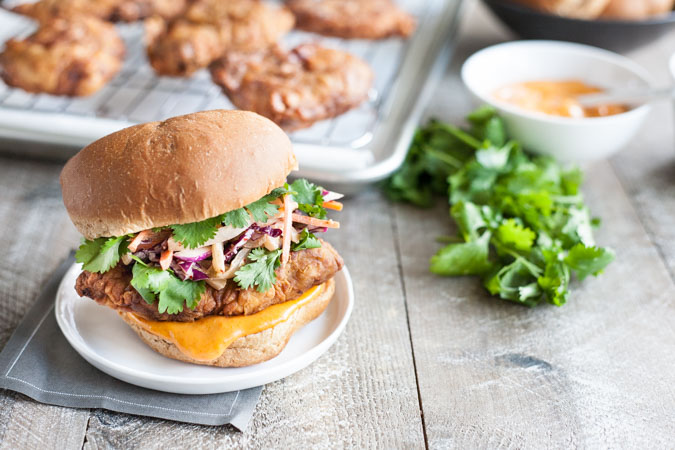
[
  {"xmin": 83, "ymin": 189, "xmax": 426, "ymax": 448},
  {"xmin": 610, "ymin": 36, "xmax": 675, "ymax": 282},
  {"xmin": 0, "ymin": 157, "xmax": 88, "ymax": 450},
  {"xmin": 393, "ymin": 3, "xmax": 675, "ymax": 447}
]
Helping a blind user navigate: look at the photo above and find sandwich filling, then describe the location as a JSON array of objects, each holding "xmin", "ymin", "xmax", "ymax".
[{"xmin": 74, "ymin": 178, "xmax": 343, "ymax": 320}]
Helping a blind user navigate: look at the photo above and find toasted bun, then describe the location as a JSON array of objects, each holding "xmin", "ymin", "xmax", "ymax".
[
  {"xmin": 60, "ymin": 110, "xmax": 296, "ymax": 239},
  {"xmin": 121, "ymin": 279, "xmax": 335, "ymax": 367}
]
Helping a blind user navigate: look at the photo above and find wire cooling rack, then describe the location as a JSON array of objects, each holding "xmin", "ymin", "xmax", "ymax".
[{"xmin": 0, "ymin": 0, "xmax": 464, "ymax": 191}]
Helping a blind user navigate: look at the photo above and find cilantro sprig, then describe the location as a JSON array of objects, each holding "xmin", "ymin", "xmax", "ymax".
[
  {"xmin": 384, "ymin": 106, "xmax": 614, "ymax": 307},
  {"xmin": 170, "ymin": 187, "xmax": 288, "ymax": 249},
  {"xmin": 130, "ymin": 258, "xmax": 205, "ymax": 314},
  {"xmin": 287, "ymin": 179, "xmax": 327, "ymax": 219},
  {"xmin": 234, "ymin": 230, "xmax": 322, "ymax": 292},
  {"xmin": 75, "ymin": 236, "xmax": 129, "ymax": 273}
]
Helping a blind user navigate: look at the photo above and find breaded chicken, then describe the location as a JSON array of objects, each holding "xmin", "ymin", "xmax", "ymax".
[
  {"xmin": 0, "ymin": 16, "xmax": 124, "ymax": 96},
  {"xmin": 12, "ymin": 0, "xmax": 187, "ymax": 23},
  {"xmin": 210, "ymin": 43, "xmax": 373, "ymax": 130},
  {"xmin": 286, "ymin": 0, "xmax": 416, "ymax": 39},
  {"xmin": 145, "ymin": 0, "xmax": 294, "ymax": 77},
  {"xmin": 76, "ymin": 240, "xmax": 344, "ymax": 322}
]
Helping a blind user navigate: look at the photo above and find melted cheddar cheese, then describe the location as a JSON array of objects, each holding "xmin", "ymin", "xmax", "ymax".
[{"xmin": 126, "ymin": 283, "xmax": 325, "ymax": 361}]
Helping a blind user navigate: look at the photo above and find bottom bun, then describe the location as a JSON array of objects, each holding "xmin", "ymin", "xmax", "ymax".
[{"xmin": 121, "ymin": 278, "xmax": 335, "ymax": 367}]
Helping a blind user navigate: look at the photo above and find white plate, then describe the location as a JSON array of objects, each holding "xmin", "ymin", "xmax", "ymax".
[{"xmin": 55, "ymin": 263, "xmax": 353, "ymax": 395}]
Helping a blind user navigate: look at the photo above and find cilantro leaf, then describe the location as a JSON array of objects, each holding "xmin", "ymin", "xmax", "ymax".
[
  {"xmin": 565, "ymin": 244, "xmax": 615, "ymax": 280},
  {"xmin": 234, "ymin": 248, "xmax": 282, "ymax": 293},
  {"xmin": 451, "ymin": 201, "xmax": 487, "ymax": 241},
  {"xmin": 130, "ymin": 261, "xmax": 205, "ymax": 313},
  {"xmin": 170, "ymin": 216, "xmax": 221, "ymax": 249},
  {"xmin": 76, "ymin": 236, "xmax": 128, "ymax": 273},
  {"xmin": 496, "ymin": 219, "xmax": 536, "ymax": 253},
  {"xmin": 220, "ymin": 208, "xmax": 250, "ymax": 228},
  {"xmin": 245, "ymin": 197, "xmax": 280, "ymax": 223},
  {"xmin": 430, "ymin": 232, "xmax": 492, "ymax": 276},
  {"xmin": 288, "ymin": 179, "xmax": 327, "ymax": 219},
  {"xmin": 292, "ymin": 229, "xmax": 322, "ymax": 251}
]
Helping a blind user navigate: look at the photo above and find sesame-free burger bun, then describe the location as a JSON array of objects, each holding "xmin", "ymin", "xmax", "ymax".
[
  {"xmin": 120, "ymin": 279, "xmax": 335, "ymax": 367},
  {"xmin": 60, "ymin": 110, "xmax": 296, "ymax": 239}
]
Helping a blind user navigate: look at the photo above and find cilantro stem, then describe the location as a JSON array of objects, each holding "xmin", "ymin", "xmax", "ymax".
[
  {"xmin": 436, "ymin": 123, "xmax": 483, "ymax": 149},
  {"xmin": 427, "ymin": 149, "xmax": 464, "ymax": 169}
]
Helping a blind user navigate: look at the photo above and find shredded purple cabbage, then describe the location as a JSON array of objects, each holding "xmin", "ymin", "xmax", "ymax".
[{"xmin": 223, "ymin": 227, "xmax": 255, "ymax": 263}]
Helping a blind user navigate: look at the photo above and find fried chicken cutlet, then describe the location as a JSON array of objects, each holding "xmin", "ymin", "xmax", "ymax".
[
  {"xmin": 145, "ymin": 0, "xmax": 294, "ymax": 77},
  {"xmin": 76, "ymin": 240, "xmax": 343, "ymax": 322},
  {"xmin": 210, "ymin": 43, "xmax": 373, "ymax": 131},
  {"xmin": 286, "ymin": 0, "xmax": 416, "ymax": 39},
  {"xmin": 0, "ymin": 16, "xmax": 124, "ymax": 96}
]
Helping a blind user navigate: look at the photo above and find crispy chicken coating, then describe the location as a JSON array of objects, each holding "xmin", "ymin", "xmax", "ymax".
[
  {"xmin": 75, "ymin": 241, "xmax": 344, "ymax": 322},
  {"xmin": 0, "ymin": 16, "xmax": 124, "ymax": 96},
  {"xmin": 286, "ymin": 0, "xmax": 416, "ymax": 39},
  {"xmin": 12, "ymin": 0, "xmax": 187, "ymax": 23},
  {"xmin": 210, "ymin": 43, "xmax": 373, "ymax": 130},
  {"xmin": 145, "ymin": 0, "xmax": 294, "ymax": 77}
]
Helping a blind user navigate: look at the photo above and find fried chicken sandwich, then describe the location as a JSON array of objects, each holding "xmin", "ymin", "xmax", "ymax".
[{"xmin": 60, "ymin": 110, "xmax": 344, "ymax": 367}]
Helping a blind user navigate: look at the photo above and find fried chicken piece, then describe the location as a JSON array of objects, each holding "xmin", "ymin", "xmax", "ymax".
[
  {"xmin": 75, "ymin": 240, "xmax": 344, "ymax": 322},
  {"xmin": 210, "ymin": 43, "xmax": 373, "ymax": 131},
  {"xmin": 145, "ymin": 0, "xmax": 294, "ymax": 77},
  {"xmin": 0, "ymin": 17, "xmax": 124, "ymax": 96},
  {"xmin": 286, "ymin": 0, "xmax": 416, "ymax": 39},
  {"xmin": 12, "ymin": 0, "xmax": 187, "ymax": 23}
]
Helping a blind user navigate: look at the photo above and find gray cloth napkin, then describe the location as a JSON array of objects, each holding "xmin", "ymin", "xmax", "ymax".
[{"xmin": 0, "ymin": 253, "xmax": 262, "ymax": 431}]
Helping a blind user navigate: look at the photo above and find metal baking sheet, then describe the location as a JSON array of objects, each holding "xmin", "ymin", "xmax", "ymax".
[{"xmin": 0, "ymin": 0, "xmax": 463, "ymax": 192}]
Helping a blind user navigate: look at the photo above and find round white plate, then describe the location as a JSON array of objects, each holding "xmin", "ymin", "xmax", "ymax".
[{"xmin": 55, "ymin": 263, "xmax": 353, "ymax": 394}]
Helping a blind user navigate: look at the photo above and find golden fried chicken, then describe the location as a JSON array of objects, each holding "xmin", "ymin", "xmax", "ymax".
[
  {"xmin": 286, "ymin": 0, "xmax": 416, "ymax": 39},
  {"xmin": 145, "ymin": 0, "xmax": 294, "ymax": 77},
  {"xmin": 0, "ymin": 16, "xmax": 125, "ymax": 96},
  {"xmin": 210, "ymin": 43, "xmax": 373, "ymax": 131},
  {"xmin": 12, "ymin": 0, "xmax": 187, "ymax": 23},
  {"xmin": 76, "ymin": 240, "xmax": 344, "ymax": 322}
]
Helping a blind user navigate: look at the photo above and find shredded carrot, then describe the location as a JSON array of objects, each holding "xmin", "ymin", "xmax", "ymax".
[
  {"xmin": 291, "ymin": 213, "xmax": 340, "ymax": 229},
  {"xmin": 159, "ymin": 249, "xmax": 173, "ymax": 271},
  {"xmin": 128, "ymin": 230, "xmax": 152, "ymax": 253},
  {"xmin": 281, "ymin": 194, "xmax": 293, "ymax": 265},
  {"xmin": 323, "ymin": 201, "xmax": 343, "ymax": 211}
]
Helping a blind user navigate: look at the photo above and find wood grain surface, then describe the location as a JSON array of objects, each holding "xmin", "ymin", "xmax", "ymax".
[{"xmin": 0, "ymin": 1, "xmax": 674, "ymax": 448}]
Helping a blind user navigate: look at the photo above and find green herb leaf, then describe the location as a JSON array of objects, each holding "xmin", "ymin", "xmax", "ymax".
[
  {"xmin": 234, "ymin": 248, "xmax": 282, "ymax": 293},
  {"xmin": 130, "ymin": 262, "xmax": 205, "ymax": 314},
  {"xmin": 170, "ymin": 216, "xmax": 222, "ymax": 249},
  {"xmin": 496, "ymin": 219, "xmax": 536, "ymax": 253},
  {"xmin": 565, "ymin": 244, "xmax": 615, "ymax": 280},
  {"xmin": 220, "ymin": 208, "xmax": 250, "ymax": 228},
  {"xmin": 288, "ymin": 179, "xmax": 326, "ymax": 219},
  {"xmin": 292, "ymin": 229, "xmax": 322, "ymax": 251},
  {"xmin": 430, "ymin": 232, "xmax": 493, "ymax": 276},
  {"xmin": 245, "ymin": 197, "xmax": 280, "ymax": 223},
  {"xmin": 76, "ymin": 236, "xmax": 128, "ymax": 273}
]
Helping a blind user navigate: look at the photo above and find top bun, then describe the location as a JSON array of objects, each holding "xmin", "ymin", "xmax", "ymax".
[{"xmin": 61, "ymin": 110, "xmax": 296, "ymax": 239}]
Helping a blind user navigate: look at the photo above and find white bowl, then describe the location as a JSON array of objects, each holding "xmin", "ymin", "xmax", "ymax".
[{"xmin": 461, "ymin": 40, "xmax": 652, "ymax": 161}]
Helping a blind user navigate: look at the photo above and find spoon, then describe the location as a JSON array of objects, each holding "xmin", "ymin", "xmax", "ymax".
[{"xmin": 577, "ymin": 86, "xmax": 675, "ymax": 107}]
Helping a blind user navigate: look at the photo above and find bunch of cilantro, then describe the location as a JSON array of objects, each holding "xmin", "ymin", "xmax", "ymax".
[
  {"xmin": 76, "ymin": 178, "xmax": 327, "ymax": 314},
  {"xmin": 384, "ymin": 106, "xmax": 614, "ymax": 307}
]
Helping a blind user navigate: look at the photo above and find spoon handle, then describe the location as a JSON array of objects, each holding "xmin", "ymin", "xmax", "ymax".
[{"xmin": 577, "ymin": 86, "xmax": 675, "ymax": 107}]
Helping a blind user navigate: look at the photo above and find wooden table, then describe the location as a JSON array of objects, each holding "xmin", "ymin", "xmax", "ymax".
[{"xmin": 1, "ymin": 2, "xmax": 675, "ymax": 448}]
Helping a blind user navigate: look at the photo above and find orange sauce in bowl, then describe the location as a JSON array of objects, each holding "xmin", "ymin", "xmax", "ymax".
[{"xmin": 493, "ymin": 80, "xmax": 628, "ymax": 118}]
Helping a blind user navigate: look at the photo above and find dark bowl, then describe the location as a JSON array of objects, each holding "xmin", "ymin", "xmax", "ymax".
[{"xmin": 482, "ymin": 0, "xmax": 675, "ymax": 53}]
